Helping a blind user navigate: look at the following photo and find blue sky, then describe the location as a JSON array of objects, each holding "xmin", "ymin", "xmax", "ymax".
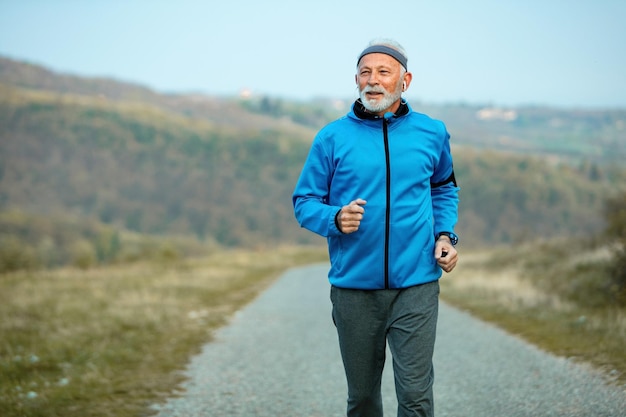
[{"xmin": 1, "ymin": 0, "xmax": 625, "ymax": 108}]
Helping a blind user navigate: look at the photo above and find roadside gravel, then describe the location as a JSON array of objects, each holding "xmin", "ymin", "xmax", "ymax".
[{"xmin": 152, "ymin": 264, "xmax": 626, "ymax": 417}]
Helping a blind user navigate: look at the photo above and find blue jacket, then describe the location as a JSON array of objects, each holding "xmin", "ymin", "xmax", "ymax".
[{"xmin": 293, "ymin": 100, "xmax": 459, "ymax": 290}]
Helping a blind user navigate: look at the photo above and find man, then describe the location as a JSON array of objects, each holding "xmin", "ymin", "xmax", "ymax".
[{"xmin": 292, "ymin": 39, "xmax": 459, "ymax": 417}]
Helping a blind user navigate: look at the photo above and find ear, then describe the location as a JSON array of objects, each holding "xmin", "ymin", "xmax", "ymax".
[{"xmin": 402, "ymin": 71, "xmax": 413, "ymax": 91}]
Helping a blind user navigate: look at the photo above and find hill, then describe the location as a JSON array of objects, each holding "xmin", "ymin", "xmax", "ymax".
[
  {"xmin": 0, "ymin": 83, "xmax": 314, "ymax": 246},
  {"xmin": 1, "ymin": 56, "xmax": 625, "ymax": 268}
]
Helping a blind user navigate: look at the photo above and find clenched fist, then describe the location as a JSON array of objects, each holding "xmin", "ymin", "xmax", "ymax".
[{"xmin": 337, "ymin": 199, "xmax": 367, "ymax": 234}]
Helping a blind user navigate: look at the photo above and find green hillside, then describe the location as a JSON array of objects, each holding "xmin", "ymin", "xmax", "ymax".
[
  {"xmin": 1, "ymin": 56, "xmax": 625, "ymax": 269},
  {"xmin": 0, "ymin": 84, "xmax": 314, "ymax": 246}
]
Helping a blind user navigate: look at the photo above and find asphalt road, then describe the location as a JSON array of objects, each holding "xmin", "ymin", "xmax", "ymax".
[{"xmin": 152, "ymin": 264, "xmax": 626, "ymax": 417}]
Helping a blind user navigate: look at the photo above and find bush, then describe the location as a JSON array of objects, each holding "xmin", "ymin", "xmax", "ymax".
[
  {"xmin": 0, "ymin": 236, "xmax": 38, "ymax": 273},
  {"xmin": 70, "ymin": 239, "xmax": 97, "ymax": 269},
  {"xmin": 604, "ymin": 191, "xmax": 626, "ymax": 304},
  {"xmin": 0, "ymin": 211, "xmax": 213, "ymax": 273}
]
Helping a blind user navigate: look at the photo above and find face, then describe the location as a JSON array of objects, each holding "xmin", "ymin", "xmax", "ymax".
[{"xmin": 356, "ymin": 53, "xmax": 411, "ymax": 115}]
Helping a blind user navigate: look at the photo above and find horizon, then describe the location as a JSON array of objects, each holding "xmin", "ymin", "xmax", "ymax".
[
  {"xmin": 4, "ymin": 53, "xmax": 626, "ymax": 112},
  {"xmin": 1, "ymin": 1, "xmax": 625, "ymax": 109}
]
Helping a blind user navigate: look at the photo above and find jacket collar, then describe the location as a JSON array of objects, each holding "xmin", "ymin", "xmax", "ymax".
[{"xmin": 352, "ymin": 99, "xmax": 410, "ymax": 120}]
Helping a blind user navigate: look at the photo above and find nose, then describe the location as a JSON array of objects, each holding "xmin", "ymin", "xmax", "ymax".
[{"xmin": 367, "ymin": 73, "xmax": 379, "ymax": 85}]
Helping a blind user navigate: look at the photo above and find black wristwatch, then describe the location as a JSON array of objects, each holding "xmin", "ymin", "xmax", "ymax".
[{"xmin": 436, "ymin": 231, "xmax": 459, "ymax": 246}]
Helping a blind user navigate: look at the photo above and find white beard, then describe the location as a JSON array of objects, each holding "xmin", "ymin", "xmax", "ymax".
[{"xmin": 359, "ymin": 83, "xmax": 403, "ymax": 113}]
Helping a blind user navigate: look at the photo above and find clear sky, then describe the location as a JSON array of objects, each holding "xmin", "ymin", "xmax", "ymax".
[{"xmin": 1, "ymin": 0, "xmax": 625, "ymax": 108}]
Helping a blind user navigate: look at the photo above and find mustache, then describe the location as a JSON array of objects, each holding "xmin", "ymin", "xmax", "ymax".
[{"xmin": 361, "ymin": 85, "xmax": 388, "ymax": 94}]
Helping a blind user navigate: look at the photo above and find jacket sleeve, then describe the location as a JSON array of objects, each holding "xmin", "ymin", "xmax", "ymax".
[
  {"xmin": 292, "ymin": 136, "xmax": 343, "ymax": 238},
  {"xmin": 430, "ymin": 126, "xmax": 460, "ymax": 236}
]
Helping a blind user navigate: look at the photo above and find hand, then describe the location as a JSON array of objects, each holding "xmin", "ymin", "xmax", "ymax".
[
  {"xmin": 337, "ymin": 199, "xmax": 367, "ymax": 234},
  {"xmin": 435, "ymin": 237, "xmax": 458, "ymax": 273}
]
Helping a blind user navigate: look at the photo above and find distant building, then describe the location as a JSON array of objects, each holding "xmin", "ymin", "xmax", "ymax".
[{"xmin": 476, "ymin": 107, "xmax": 518, "ymax": 121}]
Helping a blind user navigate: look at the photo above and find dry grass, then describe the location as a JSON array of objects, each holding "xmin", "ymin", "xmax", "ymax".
[
  {"xmin": 0, "ymin": 245, "xmax": 327, "ymax": 417},
  {"xmin": 444, "ymin": 252, "xmax": 575, "ymax": 311},
  {"xmin": 441, "ymin": 244, "xmax": 626, "ymax": 386}
]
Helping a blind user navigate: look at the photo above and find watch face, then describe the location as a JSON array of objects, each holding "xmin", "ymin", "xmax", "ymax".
[{"xmin": 441, "ymin": 232, "xmax": 458, "ymax": 245}]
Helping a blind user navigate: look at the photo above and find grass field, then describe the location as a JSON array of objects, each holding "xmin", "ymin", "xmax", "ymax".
[
  {"xmin": 0, "ymin": 246, "xmax": 327, "ymax": 417},
  {"xmin": 1, "ymin": 241, "xmax": 624, "ymax": 416}
]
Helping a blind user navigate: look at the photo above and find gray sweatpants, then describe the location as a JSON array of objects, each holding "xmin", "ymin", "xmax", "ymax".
[{"xmin": 330, "ymin": 281, "xmax": 440, "ymax": 417}]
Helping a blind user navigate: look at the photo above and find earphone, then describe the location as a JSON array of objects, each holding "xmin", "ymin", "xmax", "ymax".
[{"xmin": 402, "ymin": 82, "xmax": 406, "ymax": 90}]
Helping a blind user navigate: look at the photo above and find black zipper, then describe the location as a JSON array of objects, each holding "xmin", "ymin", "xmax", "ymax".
[{"xmin": 383, "ymin": 118, "xmax": 391, "ymax": 289}]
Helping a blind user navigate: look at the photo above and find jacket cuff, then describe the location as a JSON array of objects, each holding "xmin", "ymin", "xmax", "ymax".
[{"xmin": 329, "ymin": 208, "xmax": 343, "ymax": 235}]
